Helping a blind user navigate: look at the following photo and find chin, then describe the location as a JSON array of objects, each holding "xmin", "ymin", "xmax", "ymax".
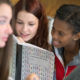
[
  {"xmin": 0, "ymin": 42, "xmax": 6, "ymax": 48},
  {"xmin": 24, "ymin": 38, "xmax": 32, "ymax": 42},
  {"xmin": 24, "ymin": 39, "xmax": 30, "ymax": 42},
  {"xmin": 54, "ymin": 45, "xmax": 62, "ymax": 48}
]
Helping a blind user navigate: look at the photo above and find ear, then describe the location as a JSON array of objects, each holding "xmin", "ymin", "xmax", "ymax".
[{"xmin": 73, "ymin": 32, "xmax": 80, "ymax": 41}]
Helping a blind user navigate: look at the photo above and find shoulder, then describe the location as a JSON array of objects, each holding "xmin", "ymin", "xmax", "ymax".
[
  {"xmin": 64, "ymin": 66, "xmax": 80, "ymax": 80},
  {"xmin": 47, "ymin": 16, "xmax": 54, "ymax": 45},
  {"xmin": 8, "ymin": 77, "xmax": 13, "ymax": 80}
]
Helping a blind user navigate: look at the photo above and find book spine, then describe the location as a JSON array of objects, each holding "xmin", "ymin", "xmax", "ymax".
[{"xmin": 15, "ymin": 44, "xmax": 22, "ymax": 80}]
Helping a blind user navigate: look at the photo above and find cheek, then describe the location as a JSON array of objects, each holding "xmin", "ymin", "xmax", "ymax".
[
  {"xmin": 0, "ymin": 31, "xmax": 5, "ymax": 41},
  {"xmin": 16, "ymin": 24, "xmax": 22, "ymax": 31},
  {"xmin": 0, "ymin": 33, "xmax": 2, "ymax": 38},
  {"xmin": 31, "ymin": 25, "xmax": 38, "ymax": 34},
  {"xmin": 31, "ymin": 29, "xmax": 38, "ymax": 37},
  {"xmin": 0, "ymin": 27, "xmax": 6, "ymax": 34},
  {"xmin": 61, "ymin": 37, "xmax": 73, "ymax": 44}
]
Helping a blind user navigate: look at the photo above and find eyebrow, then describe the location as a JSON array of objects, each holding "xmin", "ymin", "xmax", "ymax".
[
  {"xmin": 0, "ymin": 16, "xmax": 7, "ymax": 19},
  {"xmin": 16, "ymin": 18, "xmax": 23, "ymax": 21}
]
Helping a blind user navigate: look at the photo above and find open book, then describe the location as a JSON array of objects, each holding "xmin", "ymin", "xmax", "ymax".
[{"xmin": 9, "ymin": 35, "xmax": 55, "ymax": 80}]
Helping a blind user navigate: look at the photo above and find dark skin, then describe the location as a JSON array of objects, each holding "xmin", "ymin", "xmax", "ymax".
[
  {"xmin": 52, "ymin": 18, "xmax": 80, "ymax": 66},
  {"xmin": 63, "ymin": 40, "xmax": 80, "ymax": 66}
]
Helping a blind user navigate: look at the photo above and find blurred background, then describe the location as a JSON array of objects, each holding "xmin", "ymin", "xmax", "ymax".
[{"xmin": 10, "ymin": 0, "xmax": 80, "ymax": 17}]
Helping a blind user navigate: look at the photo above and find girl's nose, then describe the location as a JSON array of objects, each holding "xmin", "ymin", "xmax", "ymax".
[
  {"xmin": 22, "ymin": 24, "xmax": 28, "ymax": 32},
  {"xmin": 7, "ymin": 24, "xmax": 13, "ymax": 35},
  {"xmin": 52, "ymin": 31, "xmax": 58, "ymax": 40}
]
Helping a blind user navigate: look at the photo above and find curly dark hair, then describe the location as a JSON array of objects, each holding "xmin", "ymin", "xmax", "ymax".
[{"xmin": 55, "ymin": 4, "xmax": 80, "ymax": 34}]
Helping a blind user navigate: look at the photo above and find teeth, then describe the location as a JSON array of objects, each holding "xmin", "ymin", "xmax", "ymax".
[{"xmin": 53, "ymin": 41, "xmax": 59, "ymax": 45}]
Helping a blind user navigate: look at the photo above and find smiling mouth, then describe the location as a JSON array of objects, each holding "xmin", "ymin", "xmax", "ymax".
[
  {"xmin": 53, "ymin": 41, "xmax": 59, "ymax": 46},
  {"xmin": 21, "ymin": 34, "xmax": 30, "ymax": 37},
  {"xmin": 2, "ymin": 37, "xmax": 8, "ymax": 42}
]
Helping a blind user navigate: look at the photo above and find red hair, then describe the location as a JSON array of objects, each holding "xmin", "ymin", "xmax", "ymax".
[{"xmin": 14, "ymin": 0, "xmax": 51, "ymax": 50}]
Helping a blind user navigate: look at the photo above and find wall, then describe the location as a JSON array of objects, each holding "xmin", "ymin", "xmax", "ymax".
[
  {"xmin": 10, "ymin": 0, "xmax": 80, "ymax": 17},
  {"xmin": 40, "ymin": 0, "xmax": 80, "ymax": 17}
]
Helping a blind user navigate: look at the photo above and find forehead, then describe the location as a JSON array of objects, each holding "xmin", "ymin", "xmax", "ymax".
[
  {"xmin": 0, "ymin": 3, "xmax": 12, "ymax": 19},
  {"xmin": 53, "ymin": 18, "xmax": 73, "ymax": 32},
  {"xmin": 17, "ymin": 10, "xmax": 38, "ymax": 21}
]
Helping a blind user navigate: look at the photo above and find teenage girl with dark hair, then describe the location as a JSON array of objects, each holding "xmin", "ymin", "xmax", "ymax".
[{"xmin": 52, "ymin": 4, "xmax": 80, "ymax": 80}]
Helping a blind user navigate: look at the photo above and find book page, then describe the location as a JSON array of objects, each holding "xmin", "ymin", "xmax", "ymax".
[
  {"xmin": 10, "ymin": 35, "xmax": 55, "ymax": 80},
  {"xmin": 21, "ymin": 44, "xmax": 55, "ymax": 80}
]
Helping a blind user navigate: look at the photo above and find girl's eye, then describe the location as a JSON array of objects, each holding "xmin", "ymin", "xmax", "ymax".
[
  {"xmin": 58, "ymin": 31, "xmax": 64, "ymax": 36},
  {"xmin": 52, "ymin": 27, "xmax": 55, "ymax": 34},
  {"xmin": 29, "ymin": 23, "xmax": 34, "ymax": 26},
  {"xmin": 0, "ymin": 20, "xmax": 6, "ymax": 25},
  {"xmin": 16, "ymin": 21, "xmax": 23, "ymax": 24}
]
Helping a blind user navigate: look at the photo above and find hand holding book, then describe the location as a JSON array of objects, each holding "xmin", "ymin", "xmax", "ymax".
[
  {"xmin": 26, "ymin": 73, "xmax": 39, "ymax": 80},
  {"xmin": 16, "ymin": 36, "xmax": 25, "ymax": 43}
]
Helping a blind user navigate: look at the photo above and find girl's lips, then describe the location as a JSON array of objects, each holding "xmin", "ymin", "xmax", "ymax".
[
  {"xmin": 53, "ymin": 41, "xmax": 59, "ymax": 46},
  {"xmin": 2, "ymin": 37, "xmax": 8, "ymax": 42},
  {"xmin": 21, "ymin": 34, "xmax": 30, "ymax": 38}
]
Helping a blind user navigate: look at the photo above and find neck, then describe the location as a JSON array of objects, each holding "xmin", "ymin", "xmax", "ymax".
[
  {"xmin": 63, "ymin": 40, "xmax": 80, "ymax": 66},
  {"xmin": 64, "ymin": 41, "xmax": 79, "ymax": 53}
]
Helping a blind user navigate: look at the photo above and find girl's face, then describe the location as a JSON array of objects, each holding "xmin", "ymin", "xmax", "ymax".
[
  {"xmin": 0, "ymin": 3, "xmax": 12, "ymax": 48},
  {"xmin": 52, "ymin": 18, "xmax": 76, "ymax": 48},
  {"xmin": 16, "ymin": 10, "xmax": 39, "ymax": 42}
]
